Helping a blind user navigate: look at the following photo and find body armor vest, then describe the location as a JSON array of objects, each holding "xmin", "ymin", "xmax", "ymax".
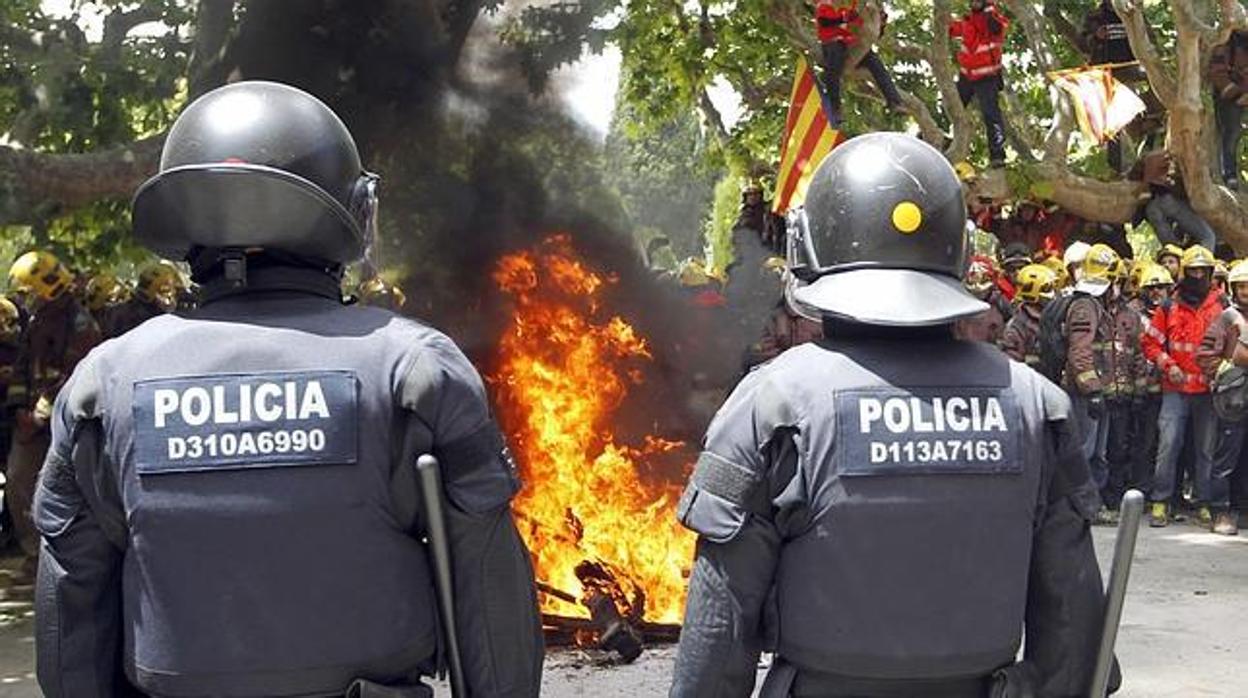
[
  {"xmin": 771, "ymin": 340, "xmax": 1047, "ymax": 680},
  {"xmin": 77, "ymin": 293, "xmax": 440, "ymax": 696}
]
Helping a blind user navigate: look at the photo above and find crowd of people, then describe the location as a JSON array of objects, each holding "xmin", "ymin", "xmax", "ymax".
[
  {"xmin": 0, "ymin": 251, "xmax": 406, "ymax": 580},
  {"xmin": 958, "ymin": 240, "xmax": 1248, "ymax": 534}
]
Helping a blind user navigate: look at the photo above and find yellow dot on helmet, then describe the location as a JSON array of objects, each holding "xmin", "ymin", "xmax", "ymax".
[{"xmin": 892, "ymin": 202, "xmax": 923, "ymax": 234}]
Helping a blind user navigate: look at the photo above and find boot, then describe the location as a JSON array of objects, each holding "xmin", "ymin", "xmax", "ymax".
[
  {"xmin": 1213, "ymin": 511, "xmax": 1239, "ymax": 536},
  {"xmin": 1198, "ymin": 506, "xmax": 1214, "ymax": 527},
  {"xmin": 1149, "ymin": 501, "xmax": 1169, "ymax": 527}
]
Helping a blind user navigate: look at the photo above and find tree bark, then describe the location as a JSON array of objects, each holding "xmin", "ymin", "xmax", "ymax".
[
  {"xmin": 1167, "ymin": 0, "xmax": 1248, "ymax": 251},
  {"xmin": 1113, "ymin": 0, "xmax": 1178, "ymax": 108},
  {"xmin": 0, "ymin": 137, "xmax": 164, "ymax": 226}
]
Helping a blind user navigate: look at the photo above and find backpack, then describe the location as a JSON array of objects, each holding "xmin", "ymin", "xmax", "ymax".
[{"xmin": 1037, "ymin": 293, "xmax": 1077, "ymax": 382}]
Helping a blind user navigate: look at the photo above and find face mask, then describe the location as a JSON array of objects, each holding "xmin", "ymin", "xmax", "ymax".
[{"xmin": 1179, "ymin": 274, "xmax": 1211, "ymax": 303}]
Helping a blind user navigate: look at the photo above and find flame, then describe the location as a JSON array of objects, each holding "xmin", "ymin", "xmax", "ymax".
[{"xmin": 491, "ymin": 235, "xmax": 695, "ymax": 624}]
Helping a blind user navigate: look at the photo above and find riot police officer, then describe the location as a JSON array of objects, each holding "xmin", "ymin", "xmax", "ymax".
[
  {"xmin": 671, "ymin": 133, "xmax": 1115, "ymax": 698},
  {"xmin": 34, "ymin": 81, "xmax": 543, "ymax": 697}
]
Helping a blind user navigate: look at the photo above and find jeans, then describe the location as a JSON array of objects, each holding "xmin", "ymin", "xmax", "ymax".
[
  {"xmin": 1215, "ymin": 97, "xmax": 1244, "ymax": 186},
  {"xmin": 1210, "ymin": 418, "xmax": 1247, "ymax": 510},
  {"xmin": 1145, "ymin": 193, "xmax": 1218, "ymax": 250},
  {"xmin": 1151, "ymin": 392, "xmax": 1217, "ymax": 504},
  {"xmin": 1073, "ymin": 394, "xmax": 1111, "ymax": 500},
  {"xmin": 958, "ymin": 75, "xmax": 1007, "ymax": 163},
  {"xmin": 820, "ymin": 42, "xmax": 903, "ymax": 124}
]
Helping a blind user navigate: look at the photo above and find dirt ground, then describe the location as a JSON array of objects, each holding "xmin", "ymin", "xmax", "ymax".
[{"xmin": 1, "ymin": 522, "xmax": 1245, "ymax": 697}]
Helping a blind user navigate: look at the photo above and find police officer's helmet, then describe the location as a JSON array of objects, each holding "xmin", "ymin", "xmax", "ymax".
[
  {"xmin": 133, "ymin": 81, "xmax": 378, "ymax": 266},
  {"xmin": 787, "ymin": 133, "xmax": 986, "ymax": 326}
]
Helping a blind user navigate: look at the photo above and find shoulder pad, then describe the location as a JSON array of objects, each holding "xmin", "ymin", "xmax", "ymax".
[
  {"xmin": 1037, "ymin": 374, "xmax": 1072, "ymax": 423},
  {"xmin": 676, "ymin": 453, "xmax": 753, "ymax": 544}
]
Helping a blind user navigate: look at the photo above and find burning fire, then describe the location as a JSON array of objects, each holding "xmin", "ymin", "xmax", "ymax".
[{"xmin": 491, "ymin": 235, "xmax": 695, "ymax": 624}]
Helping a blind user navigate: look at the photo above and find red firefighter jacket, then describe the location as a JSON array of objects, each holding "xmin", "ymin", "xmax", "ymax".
[
  {"xmin": 815, "ymin": 1, "xmax": 864, "ymax": 45},
  {"xmin": 1142, "ymin": 289, "xmax": 1224, "ymax": 394},
  {"xmin": 949, "ymin": 5, "xmax": 1010, "ymax": 80}
]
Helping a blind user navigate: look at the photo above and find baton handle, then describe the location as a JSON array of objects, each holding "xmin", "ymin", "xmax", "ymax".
[
  {"xmin": 418, "ymin": 454, "xmax": 468, "ymax": 698},
  {"xmin": 1089, "ymin": 489, "xmax": 1144, "ymax": 698}
]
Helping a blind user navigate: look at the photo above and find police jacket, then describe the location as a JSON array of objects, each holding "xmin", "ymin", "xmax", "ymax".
[
  {"xmin": 33, "ymin": 266, "xmax": 543, "ymax": 698},
  {"xmin": 670, "ymin": 323, "xmax": 1110, "ymax": 698}
]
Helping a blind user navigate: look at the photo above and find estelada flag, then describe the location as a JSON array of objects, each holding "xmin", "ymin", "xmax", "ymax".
[
  {"xmin": 772, "ymin": 57, "xmax": 846, "ymax": 215},
  {"xmin": 1050, "ymin": 67, "xmax": 1146, "ymax": 144}
]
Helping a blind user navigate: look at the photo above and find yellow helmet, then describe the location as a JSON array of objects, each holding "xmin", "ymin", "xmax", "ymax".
[
  {"xmin": 1081, "ymin": 243, "xmax": 1119, "ymax": 283},
  {"xmin": 137, "ymin": 261, "xmax": 184, "ymax": 310},
  {"xmin": 1181, "ymin": 245, "xmax": 1216, "ymax": 272},
  {"xmin": 0, "ymin": 296, "xmax": 19, "ymax": 340},
  {"xmin": 357, "ymin": 277, "xmax": 407, "ymax": 310},
  {"xmin": 8, "ymin": 251, "xmax": 73, "ymax": 301},
  {"xmin": 1015, "ymin": 264, "xmax": 1057, "ymax": 304},
  {"xmin": 1215, "ymin": 259, "xmax": 1230, "ymax": 280},
  {"xmin": 1228, "ymin": 260, "xmax": 1248, "ymax": 286},
  {"xmin": 1139, "ymin": 264, "xmax": 1175, "ymax": 289},
  {"xmin": 954, "ymin": 161, "xmax": 978, "ymax": 182},
  {"xmin": 1040, "ymin": 255, "xmax": 1070, "ymax": 288},
  {"xmin": 84, "ymin": 273, "xmax": 131, "ymax": 311},
  {"xmin": 1156, "ymin": 244, "xmax": 1184, "ymax": 264}
]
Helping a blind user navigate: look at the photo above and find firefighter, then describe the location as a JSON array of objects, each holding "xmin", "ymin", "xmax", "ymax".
[
  {"xmin": 1141, "ymin": 245, "xmax": 1224, "ymax": 527},
  {"xmin": 33, "ymin": 81, "xmax": 543, "ymax": 697},
  {"xmin": 1103, "ymin": 255, "xmax": 1148, "ymax": 521},
  {"xmin": 1041, "ymin": 253, "xmax": 1071, "ymax": 290},
  {"xmin": 1197, "ymin": 260, "xmax": 1248, "ymax": 535},
  {"xmin": 671, "ymin": 133, "xmax": 1115, "ymax": 698},
  {"xmin": 1064, "ymin": 240, "xmax": 1091, "ymax": 286},
  {"xmin": 5, "ymin": 250, "xmax": 101, "ymax": 576},
  {"xmin": 955, "ymin": 254, "xmax": 1012, "ymax": 343},
  {"xmin": 814, "ymin": 0, "xmax": 904, "ymax": 125},
  {"xmin": 83, "ymin": 273, "xmax": 133, "ymax": 339},
  {"xmin": 1214, "ymin": 259, "xmax": 1231, "ymax": 301},
  {"xmin": 1064, "ymin": 243, "xmax": 1118, "ymax": 514},
  {"xmin": 949, "ymin": 0, "xmax": 1010, "ymax": 166},
  {"xmin": 103, "ymin": 260, "xmax": 183, "ymax": 338},
  {"xmin": 1156, "ymin": 243, "xmax": 1184, "ymax": 280},
  {"xmin": 1131, "ymin": 264, "xmax": 1174, "ymax": 499},
  {"xmin": 356, "ymin": 276, "xmax": 408, "ymax": 312},
  {"xmin": 0, "ymin": 295, "xmax": 25, "ymax": 523},
  {"xmin": 998, "ymin": 241, "xmax": 1032, "ymax": 288},
  {"xmin": 1001, "ymin": 263, "xmax": 1055, "ymax": 370}
]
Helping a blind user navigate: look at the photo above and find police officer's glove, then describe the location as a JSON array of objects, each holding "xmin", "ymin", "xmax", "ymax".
[{"xmin": 1086, "ymin": 394, "xmax": 1107, "ymax": 421}]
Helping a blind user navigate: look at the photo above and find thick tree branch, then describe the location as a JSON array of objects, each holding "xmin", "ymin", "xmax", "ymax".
[
  {"xmin": 1168, "ymin": 0, "xmax": 1248, "ymax": 250},
  {"xmin": 931, "ymin": 0, "xmax": 972, "ymax": 162},
  {"xmin": 0, "ymin": 136, "xmax": 164, "ymax": 226},
  {"xmin": 1112, "ymin": 0, "xmax": 1178, "ymax": 108},
  {"xmin": 1043, "ymin": 0, "xmax": 1091, "ymax": 60},
  {"xmin": 100, "ymin": 6, "xmax": 163, "ymax": 60},
  {"xmin": 1003, "ymin": 0, "xmax": 1060, "ymax": 74},
  {"xmin": 187, "ymin": 0, "xmax": 238, "ymax": 98},
  {"xmin": 698, "ymin": 87, "xmax": 730, "ymax": 147}
]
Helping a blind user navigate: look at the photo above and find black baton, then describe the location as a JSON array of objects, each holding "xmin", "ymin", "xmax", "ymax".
[
  {"xmin": 417, "ymin": 454, "xmax": 468, "ymax": 697},
  {"xmin": 1089, "ymin": 488, "xmax": 1144, "ymax": 698}
]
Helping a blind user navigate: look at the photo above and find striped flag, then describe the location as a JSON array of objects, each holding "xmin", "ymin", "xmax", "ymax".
[
  {"xmin": 1051, "ymin": 67, "xmax": 1146, "ymax": 144},
  {"xmin": 772, "ymin": 57, "xmax": 846, "ymax": 215}
]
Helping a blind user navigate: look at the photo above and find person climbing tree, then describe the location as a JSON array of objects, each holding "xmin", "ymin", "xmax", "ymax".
[
  {"xmin": 949, "ymin": 0, "xmax": 1010, "ymax": 166},
  {"xmin": 814, "ymin": 0, "xmax": 904, "ymax": 125}
]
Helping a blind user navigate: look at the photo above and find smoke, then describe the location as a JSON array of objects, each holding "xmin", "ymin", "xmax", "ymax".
[{"xmin": 227, "ymin": 0, "xmax": 766, "ymax": 447}]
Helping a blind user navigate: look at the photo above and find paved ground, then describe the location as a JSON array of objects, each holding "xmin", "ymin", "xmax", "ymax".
[{"xmin": 0, "ymin": 521, "xmax": 1244, "ymax": 697}]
